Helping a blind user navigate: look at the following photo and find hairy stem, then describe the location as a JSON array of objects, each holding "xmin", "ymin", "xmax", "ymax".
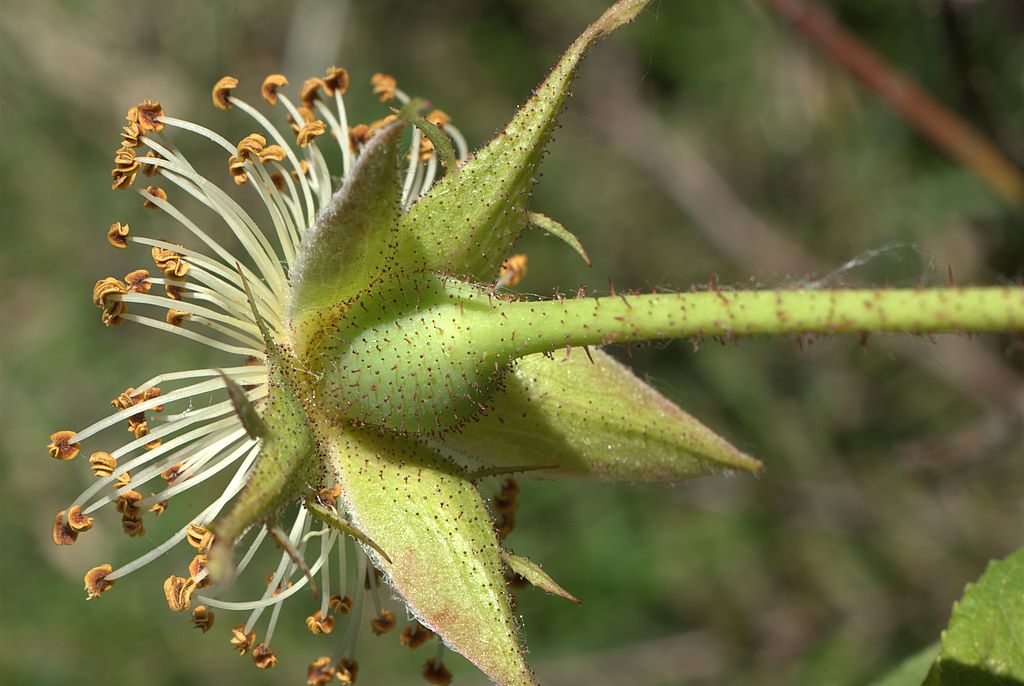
[{"xmin": 500, "ymin": 287, "xmax": 1024, "ymax": 353}]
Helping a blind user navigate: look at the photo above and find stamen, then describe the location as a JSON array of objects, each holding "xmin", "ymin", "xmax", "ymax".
[
  {"xmin": 105, "ymin": 441, "xmax": 261, "ymax": 582},
  {"xmin": 228, "ymin": 96, "xmax": 318, "ymax": 225}
]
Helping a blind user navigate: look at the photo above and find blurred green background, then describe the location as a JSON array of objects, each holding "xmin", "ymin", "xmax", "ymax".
[{"xmin": 2, "ymin": 1, "xmax": 1023, "ymax": 684}]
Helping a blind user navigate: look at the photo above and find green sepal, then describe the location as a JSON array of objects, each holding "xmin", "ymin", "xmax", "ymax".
[
  {"xmin": 924, "ymin": 547, "xmax": 1024, "ymax": 684},
  {"xmin": 287, "ymin": 120, "xmax": 405, "ymax": 325},
  {"xmin": 868, "ymin": 644, "xmax": 939, "ymax": 686},
  {"xmin": 317, "ymin": 424, "xmax": 537, "ymax": 686},
  {"xmin": 216, "ymin": 368, "xmax": 266, "ymax": 439},
  {"xmin": 502, "ymin": 551, "xmax": 579, "ymax": 604},
  {"xmin": 396, "ymin": 0, "xmax": 651, "ymax": 281},
  {"xmin": 410, "ymin": 114, "xmax": 458, "ymax": 171},
  {"xmin": 207, "ymin": 358, "xmax": 317, "ymax": 583},
  {"xmin": 444, "ymin": 347, "xmax": 763, "ymax": 481},
  {"xmin": 528, "ymin": 212, "xmax": 591, "ymax": 267}
]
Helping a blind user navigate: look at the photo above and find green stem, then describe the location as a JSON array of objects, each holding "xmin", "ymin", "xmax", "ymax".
[{"xmin": 499, "ymin": 287, "xmax": 1024, "ymax": 354}]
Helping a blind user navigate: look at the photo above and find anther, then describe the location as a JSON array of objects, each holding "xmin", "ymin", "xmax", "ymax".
[
  {"xmin": 335, "ymin": 658, "xmax": 359, "ymax": 684},
  {"xmin": 166, "ymin": 309, "xmax": 191, "ymax": 327},
  {"xmin": 300, "ymin": 77, "xmax": 328, "ymax": 109},
  {"xmin": 48, "ymin": 430, "xmax": 80, "ymax": 461},
  {"xmin": 422, "ymin": 657, "xmax": 453, "ymax": 686},
  {"xmin": 399, "ymin": 621, "xmax": 435, "ymax": 649},
  {"xmin": 291, "ymin": 160, "xmax": 311, "ymax": 180},
  {"xmin": 367, "ymin": 114, "xmax": 397, "ymax": 135},
  {"xmin": 115, "ymin": 490, "xmax": 143, "ymax": 517},
  {"xmin": 152, "ymin": 245, "xmax": 189, "ymax": 278},
  {"xmin": 212, "ymin": 76, "xmax": 238, "ymax": 110},
  {"xmin": 259, "ymin": 145, "xmax": 286, "ymax": 163},
  {"xmin": 323, "ymin": 66, "xmax": 349, "ymax": 95},
  {"xmin": 370, "ymin": 609, "xmax": 396, "ymax": 635},
  {"xmin": 84, "ymin": 564, "xmax": 115, "ymax": 599},
  {"xmin": 426, "ymin": 109, "xmax": 451, "ymax": 128},
  {"xmin": 261, "ymin": 74, "xmax": 288, "ymax": 105},
  {"xmin": 305, "ymin": 611, "xmax": 334, "ymax": 635},
  {"xmin": 251, "ymin": 643, "xmax": 277, "ymax": 670},
  {"xmin": 499, "ymin": 254, "xmax": 528, "ymax": 287},
  {"xmin": 52, "ymin": 510, "xmax": 78, "ymax": 545},
  {"xmin": 107, "ymin": 222, "xmax": 129, "ymax": 248},
  {"xmin": 188, "ymin": 554, "xmax": 210, "ymax": 588},
  {"xmin": 296, "ymin": 120, "xmax": 327, "ymax": 148},
  {"xmin": 141, "ymin": 150, "xmax": 164, "ymax": 177},
  {"xmin": 163, "ymin": 574, "xmax": 197, "ymax": 612},
  {"xmin": 67, "ymin": 504, "xmax": 94, "ymax": 532},
  {"xmin": 191, "ymin": 605, "xmax": 215, "ymax": 632},
  {"xmin": 186, "ymin": 523, "xmax": 214, "ymax": 552},
  {"xmin": 316, "ymin": 484, "xmax": 341, "ymax": 509},
  {"xmin": 348, "ymin": 124, "xmax": 370, "ymax": 151},
  {"xmin": 329, "ymin": 594, "xmax": 353, "ymax": 614},
  {"xmin": 236, "ymin": 133, "xmax": 266, "ymax": 161},
  {"xmin": 371, "ymin": 73, "xmax": 397, "ymax": 102},
  {"xmin": 228, "ymin": 155, "xmax": 247, "ymax": 186},
  {"xmin": 136, "ymin": 100, "xmax": 165, "ymax": 132},
  {"xmin": 89, "ymin": 451, "xmax": 117, "ymax": 478},
  {"xmin": 142, "ymin": 185, "xmax": 167, "ymax": 208},
  {"xmin": 124, "ymin": 269, "xmax": 151, "ymax": 294},
  {"xmin": 120, "ymin": 121, "xmax": 142, "ymax": 148},
  {"xmin": 230, "ymin": 625, "xmax": 256, "ymax": 656},
  {"xmin": 307, "ymin": 657, "xmax": 335, "ymax": 686},
  {"xmin": 161, "ymin": 462, "xmax": 184, "ymax": 483}
]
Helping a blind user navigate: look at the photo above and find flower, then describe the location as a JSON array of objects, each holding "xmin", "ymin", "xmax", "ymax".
[{"xmin": 51, "ymin": 2, "xmax": 767, "ymax": 684}]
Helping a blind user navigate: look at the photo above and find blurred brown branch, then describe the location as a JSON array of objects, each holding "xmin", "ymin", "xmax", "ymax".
[
  {"xmin": 767, "ymin": 0, "xmax": 1024, "ymax": 207},
  {"xmin": 587, "ymin": 54, "xmax": 1023, "ymax": 450}
]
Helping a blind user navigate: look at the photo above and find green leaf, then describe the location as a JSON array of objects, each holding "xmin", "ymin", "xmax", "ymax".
[
  {"xmin": 318, "ymin": 424, "xmax": 537, "ymax": 686},
  {"xmin": 502, "ymin": 551, "xmax": 579, "ymax": 604},
  {"xmin": 287, "ymin": 121, "xmax": 405, "ymax": 324},
  {"xmin": 443, "ymin": 347, "xmax": 762, "ymax": 481},
  {"xmin": 397, "ymin": 0, "xmax": 652, "ymax": 281},
  {"xmin": 926, "ymin": 548, "xmax": 1024, "ymax": 685},
  {"xmin": 868, "ymin": 644, "xmax": 938, "ymax": 686}
]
